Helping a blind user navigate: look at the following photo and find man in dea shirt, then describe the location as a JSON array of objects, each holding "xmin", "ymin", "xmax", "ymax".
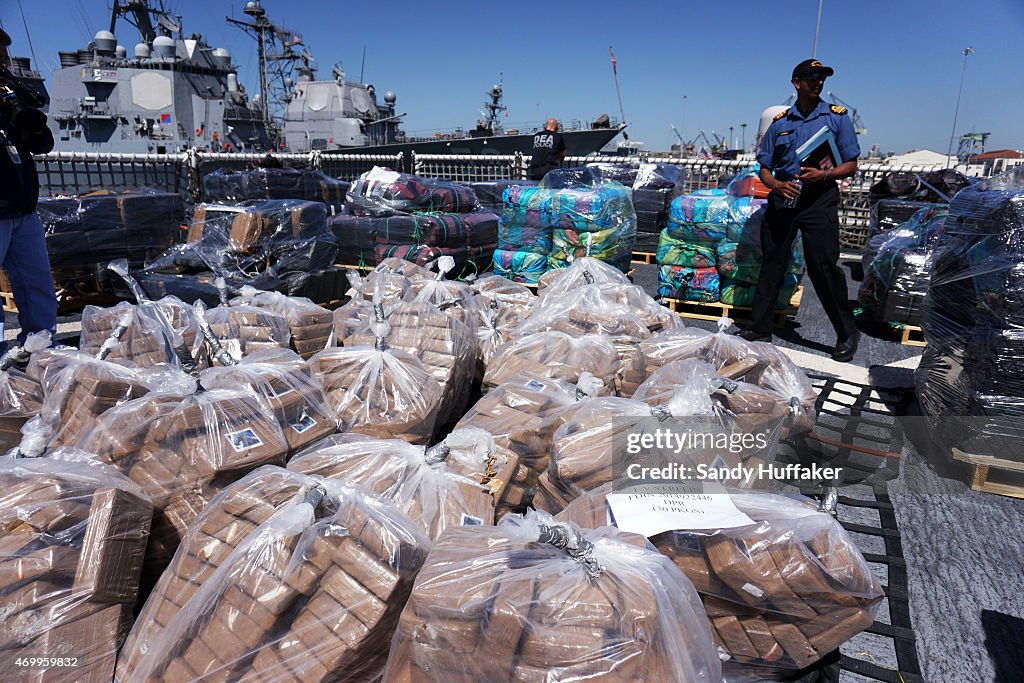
[{"xmin": 527, "ymin": 118, "xmax": 566, "ymax": 181}]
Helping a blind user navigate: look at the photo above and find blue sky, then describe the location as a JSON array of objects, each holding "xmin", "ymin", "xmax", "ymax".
[{"xmin": 4, "ymin": 0, "xmax": 1023, "ymax": 154}]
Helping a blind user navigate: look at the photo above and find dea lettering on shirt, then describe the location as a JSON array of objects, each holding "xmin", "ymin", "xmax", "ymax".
[{"xmin": 533, "ymin": 133, "xmax": 556, "ymax": 149}]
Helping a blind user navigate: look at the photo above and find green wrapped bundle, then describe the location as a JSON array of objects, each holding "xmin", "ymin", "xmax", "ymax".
[
  {"xmin": 549, "ymin": 227, "xmax": 632, "ymax": 272},
  {"xmin": 656, "ymin": 231, "xmax": 717, "ymax": 268},
  {"xmin": 720, "ymin": 275, "xmax": 799, "ymax": 308}
]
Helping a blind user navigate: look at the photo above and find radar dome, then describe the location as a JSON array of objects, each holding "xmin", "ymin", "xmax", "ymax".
[
  {"xmin": 115, "ymin": 45, "xmax": 127, "ymax": 59},
  {"xmin": 153, "ymin": 36, "xmax": 175, "ymax": 60},
  {"xmin": 134, "ymin": 43, "xmax": 151, "ymax": 59},
  {"xmin": 245, "ymin": 1, "xmax": 258, "ymax": 10},
  {"xmin": 212, "ymin": 47, "xmax": 231, "ymax": 69},
  {"xmin": 94, "ymin": 30, "xmax": 116, "ymax": 54},
  {"xmin": 758, "ymin": 105, "xmax": 789, "ymax": 142},
  {"xmin": 384, "ymin": 91, "xmax": 396, "ymax": 105}
]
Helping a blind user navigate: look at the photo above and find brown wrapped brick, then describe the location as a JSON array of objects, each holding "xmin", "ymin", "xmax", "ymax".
[
  {"xmin": 121, "ymin": 470, "xmax": 429, "ymax": 683},
  {"xmin": 383, "ymin": 512, "xmax": 721, "ymax": 682},
  {"xmin": 78, "ymin": 302, "xmax": 179, "ymax": 367},
  {"xmin": 484, "ymin": 330, "xmax": 619, "ymax": 394},
  {"xmin": 557, "ymin": 486, "xmax": 884, "ymax": 675},
  {"xmin": 43, "ymin": 358, "xmax": 151, "ymax": 447},
  {"xmin": 238, "ymin": 291, "xmax": 336, "ymax": 359}
]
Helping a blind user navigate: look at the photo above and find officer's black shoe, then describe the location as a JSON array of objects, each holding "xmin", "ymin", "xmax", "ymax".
[
  {"xmin": 735, "ymin": 328, "xmax": 772, "ymax": 343},
  {"xmin": 832, "ymin": 329, "xmax": 860, "ymax": 363}
]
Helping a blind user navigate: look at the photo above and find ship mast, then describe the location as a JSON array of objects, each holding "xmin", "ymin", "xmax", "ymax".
[
  {"xmin": 483, "ymin": 77, "xmax": 507, "ymax": 135},
  {"xmin": 227, "ymin": 1, "xmax": 272, "ymax": 127}
]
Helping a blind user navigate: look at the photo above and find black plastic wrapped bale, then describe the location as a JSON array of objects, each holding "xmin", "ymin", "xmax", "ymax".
[
  {"xmin": 867, "ymin": 169, "xmax": 972, "ymax": 236},
  {"xmin": 37, "ymin": 190, "xmax": 183, "ymax": 289},
  {"xmin": 858, "ymin": 206, "xmax": 947, "ymax": 326},
  {"xmin": 468, "ymin": 180, "xmax": 538, "ymax": 214},
  {"xmin": 201, "ymin": 167, "xmax": 349, "ymax": 212},
  {"xmin": 915, "ymin": 166, "xmax": 1024, "ymax": 459}
]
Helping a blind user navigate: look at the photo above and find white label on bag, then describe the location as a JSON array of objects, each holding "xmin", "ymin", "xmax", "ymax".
[
  {"xmin": 290, "ymin": 414, "xmax": 317, "ymax": 434},
  {"xmin": 226, "ymin": 427, "xmax": 264, "ymax": 452},
  {"xmin": 606, "ymin": 483, "xmax": 754, "ymax": 537},
  {"xmin": 366, "ymin": 167, "xmax": 401, "ymax": 184},
  {"xmin": 525, "ymin": 379, "xmax": 546, "ymax": 392},
  {"xmin": 741, "ymin": 583, "xmax": 766, "ymax": 598}
]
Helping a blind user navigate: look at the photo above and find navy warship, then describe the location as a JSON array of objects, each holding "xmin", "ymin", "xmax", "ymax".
[{"xmin": 44, "ymin": 0, "xmax": 271, "ymax": 153}]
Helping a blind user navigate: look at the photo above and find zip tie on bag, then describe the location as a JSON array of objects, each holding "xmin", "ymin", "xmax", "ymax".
[
  {"xmin": 423, "ymin": 442, "xmax": 451, "ymax": 465},
  {"xmin": 214, "ymin": 277, "xmax": 231, "ymax": 306},
  {"xmin": 369, "ymin": 319, "xmax": 390, "ymax": 352},
  {"xmin": 537, "ymin": 523, "xmax": 603, "ymax": 579}
]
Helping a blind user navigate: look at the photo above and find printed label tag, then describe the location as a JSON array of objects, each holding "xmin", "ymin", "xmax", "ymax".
[
  {"xmin": 226, "ymin": 427, "xmax": 264, "ymax": 453},
  {"xmin": 290, "ymin": 414, "xmax": 317, "ymax": 434},
  {"xmin": 606, "ymin": 483, "xmax": 754, "ymax": 536},
  {"xmin": 525, "ymin": 379, "xmax": 546, "ymax": 392},
  {"xmin": 460, "ymin": 513, "xmax": 484, "ymax": 526}
]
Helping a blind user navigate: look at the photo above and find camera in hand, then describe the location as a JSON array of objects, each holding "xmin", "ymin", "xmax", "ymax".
[{"xmin": 0, "ymin": 65, "xmax": 47, "ymax": 134}]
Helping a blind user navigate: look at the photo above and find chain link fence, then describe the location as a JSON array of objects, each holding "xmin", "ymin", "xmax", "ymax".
[{"xmin": 34, "ymin": 151, "xmax": 946, "ymax": 250}]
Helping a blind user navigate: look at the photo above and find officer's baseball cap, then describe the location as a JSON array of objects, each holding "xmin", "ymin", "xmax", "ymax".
[{"xmin": 792, "ymin": 59, "xmax": 834, "ymax": 80}]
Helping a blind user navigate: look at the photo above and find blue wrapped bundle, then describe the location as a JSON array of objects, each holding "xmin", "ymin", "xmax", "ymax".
[
  {"xmin": 493, "ymin": 248, "xmax": 548, "ymax": 284},
  {"xmin": 549, "ymin": 182, "xmax": 633, "ymax": 231},
  {"xmin": 658, "ymin": 265, "xmax": 720, "ymax": 302},
  {"xmin": 669, "ymin": 189, "xmax": 733, "ymax": 223},
  {"xmin": 498, "ymin": 185, "xmax": 557, "ymax": 254},
  {"xmin": 656, "ymin": 231, "xmax": 717, "ymax": 268}
]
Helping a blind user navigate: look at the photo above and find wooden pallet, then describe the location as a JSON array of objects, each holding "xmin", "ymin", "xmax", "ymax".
[
  {"xmin": 661, "ymin": 286, "xmax": 803, "ymax": 326},
  {"xmin": 631, "ymin": 251, "xmax": 657, "ymax": 265},
  {"xmin": 952, "ymin": 448, "xmax": 1024, "ymax": 499},
  {"xmin": 897, "ymin": 324, "xmax": 926, "ymax": 347},
  {"xmin": 0, "ymin": 288, "xmax": 117, "ymax": 315}
]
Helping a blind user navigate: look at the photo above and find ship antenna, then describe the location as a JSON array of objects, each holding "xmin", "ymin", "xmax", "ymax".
[
  {"xmin": 359, "ymin": 45, "xmax": 366, "ymax": 84},
  {"xmin": 609, "ymin": 45, "xmax": 627, "ymax": 140}
]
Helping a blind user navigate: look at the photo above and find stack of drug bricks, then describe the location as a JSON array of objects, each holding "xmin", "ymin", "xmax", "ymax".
[
  {"xmin": 287, "ymin": 432, "xmax": 498, "ymax": 534},
  {"xmin": 558, "ymin": 490, "xmax": 885, "ymax": 677},
  {"xmin": 117, "ymin": 468, "xmax": 430, "ymax": 682},
  {"xmin": 0, "ymin": 365, "xmax": 44, "ymax": 451},
  {"xmin": 202, "ymin": 166, "xmax": 350, "ymax": 215},
  {"xmin": 331, "ymin": 168, "xmax": 498, "ymax": 277},
  {"xmin": 494, "ymin": 168, "xmax": 637, "ymax": 284},
  {"xmin": 383, "ymin": 513, "xmax": 724, "ymax": 682},
  {"xmin": 75, "ymin": 385, "xmax": 292, "ymax": 585},
  {"xmin": 32, "ymin": 189, "xmax": 183, "ymax": 301},
  {"xmin": 0, "ymin": 458, "xmax": 152, "ymax": 683},
  {"xmin": 657, "ymin": 183, "xmax": 804, "ymax": 309},
  {"xmin": 204, "ymin": 304, "xmax": 291, "ymax": 363},
  {"xmin": 127, "ymin": 199, "xmax": 341, "ymax": 306},
  {"xmin": 231, "ymin": 290, "xmax": 335, "ymax": 360}
]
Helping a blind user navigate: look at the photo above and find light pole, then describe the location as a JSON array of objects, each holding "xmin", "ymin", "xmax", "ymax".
[
  {"xmin": 946, "ymin": 47, "xmax": 973, "ymax": 168},
  {"xmin": 681, "ymin": 94, "xmax": 688, "ymax": 157},
  {"xmin": 741, "ymin": 123, "xmax": 747, "ymax": 152},
  {"xmin": 729, "ymin": 126, "xmax": 734, "ymax": 152},
  {"xmin": 812, "ymin": 0, "xmax": 824, "ymax": 58}
]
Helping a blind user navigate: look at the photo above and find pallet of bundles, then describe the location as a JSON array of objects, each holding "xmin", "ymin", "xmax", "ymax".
[
  {"xmin": 202, "ymin": 166, "xmax": 349, "ymax": 210},
  {"xmin": 382, "ymin": 511, "xmax": 722, "ymax": 683},
  {"xmin": 199, "ymin": 348, "xmax": 336, "ymax": 454},
  {"xmin": 232, "ymin": 290, "xmax": 335, "ymax": 359},
  {"xmin": 0, "ymin": 457, "xmax": 152, "ymax": 683},
  {"xmin": 558, "ymin": 488, "xmax": 885, "ymax": 677},
  {"xmin": 188, "ymin": 200, "xmax": 329, "ymax": 255},
  {"xmin": 483, "ymin": 330, "xmax": 619, "ymax": 395},
  {"xmin": 639, "ymin": 324, "xmax": 817, "ymax": 437},
  {"xmin": 467, "ymin": 179, "xmax": 538, "ymax": 214},
  {"xmin": 37, "ymin": 189, "xmax": 183, "ymax": 282},
  {"xmin": 546, "ymin": 181, "xmax": 637, "ymax": 272},
  {"xmin": 117, "ymin": 468, "xmax": 430, "ymax": 682},
  {"xmin": 346, "ymin": 301, "xmax": 475, "ymax": 428},
  {"xmin": 309, "ymin": 341, "xmax": 443, "ymax": 445},
  {"xmin": 287, "ymin": 432, "xmax": 497, "ymax": 534},
  {"xmin": 73, "ymin": 384, "xmax": 291, "ymax": 585},
  {"xmin": 348, "ymin": 167, "xmax": 479, "ymax": 216}
]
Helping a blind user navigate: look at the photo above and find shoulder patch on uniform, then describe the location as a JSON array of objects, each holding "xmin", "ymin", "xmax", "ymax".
[
  {"xmin": 830, "ymin": 104, "xmax": 847, "ymax": 115},
  {"xmin": 773, "ymin": 108, "xmax": 789, "ymax": 121},
  {"xmin": 777, "ymin": 130, "xmax": 792, "ymax": 137}
]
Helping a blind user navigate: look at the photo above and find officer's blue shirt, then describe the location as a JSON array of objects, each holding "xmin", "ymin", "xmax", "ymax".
[{"xmin": 756, "ymin": 100, "xmax": 860, "ymax": 181}]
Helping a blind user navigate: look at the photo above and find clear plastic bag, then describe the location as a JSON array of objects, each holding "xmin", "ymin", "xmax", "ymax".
[
  {"xmin": 200, "ymin": 302, "xmax": 292, "ymax": 365},
  {"xmin": 468, "ymin": 273, "xmax": 536, "ymax": 321},
  {"xmin": 382, "ymin": 510, "xmax": 722, "ymax": 683},
  {"xmin": 0, "ymin": 455, "xmax": 152, "ymax": 682},
  {"xmin": 235, "ymin": 289, "xmax": 336, "ymax": 359},
  {"xmin": 558, "ymin": 487, "xmax": 884, "ymax": 676},
  {"xmin": 536, "ymin": 255, "xmax": 631, "ymax": 294},
  {"xmin": 120, "ymin": 468, "xmax": 430, "ymax": 683},
  {"xmin": 348, "ymin": 167, "xmax": 479, "ymax": 216},
  {"xmin": 287, "ymin": 431, "xmax": 496, "ymax": 536},
  {"xmin": 483, "ymin": 330, "xmax": 619, "ymax": 394},
  {"xmin": 71, "ymin": 379, "xmax": 289, "ymax": 580},
  {"xmin": 78, "ymin": 301, "xmax": 181, "ymax": 368},
  {"xmin": 199, "ymin": 348, "xmax": 336, "ymax": 453},
  {"xmin": 473, "ymin": 298, "xmax": 523, "ymax": 378},
  {"xmin": 309, "ymin": 328, "xmax": 444, "ymax": 445}
]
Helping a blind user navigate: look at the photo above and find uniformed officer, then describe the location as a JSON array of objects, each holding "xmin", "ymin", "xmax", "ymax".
[
  {"xmin": 738, "ymin": 58, "xmax": 861, "ymax": 362},
  {"xmin": 0, "ymin": 27, "xmax": 57, "ymax": 353},
  {"xmin": 527, "ymin": 118, "xmax": 566, "ymax": 181}
]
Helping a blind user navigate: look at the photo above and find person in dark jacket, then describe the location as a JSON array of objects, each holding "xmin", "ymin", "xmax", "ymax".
[
  {"xmin": 527, "ymin": 118, "xmax": 566, "ymax": 181},
  {"xmin": 0, "ymin": 27, "xmax": 56, "ymax": 351}
]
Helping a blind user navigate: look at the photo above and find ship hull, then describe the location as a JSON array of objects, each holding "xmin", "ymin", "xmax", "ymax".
[{"xmin": 325, "ymin": 125, "xmax": 626, "ymax": 158}]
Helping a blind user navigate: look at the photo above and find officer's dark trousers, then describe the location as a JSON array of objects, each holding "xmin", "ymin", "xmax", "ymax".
[{"xmin": 748, "ymin": 183, "xmax": 856, "ymax": 339}]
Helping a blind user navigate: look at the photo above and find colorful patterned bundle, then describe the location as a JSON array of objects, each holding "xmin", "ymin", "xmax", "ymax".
[
  {"xmin": 492, "ymin": 249, "xmax": 548, "ymax": 284},
  {"xmin": 550, "ymin": 226, "xmax": 633, "ymax": 272},
  {"xmin": 657, "ymin": 233, "xmax": 717, "ymax": 268},
  {"xmin": 658, "ymin": 265, "xmax": 720, "ymax": 302},
  {"xmin": 669, "ymin": 189, "xmax": 733, "ymax": 224},
  {"xmin": 348, "ymin": 168, "xmax": 478, "ymax": 215},
  {"xmin": 498, "ymin": 185, "xmax": 557, "ymax": 254},
  {"xmin": 720, "ymin": 275, "xmax": 800, "ymax": 308}
]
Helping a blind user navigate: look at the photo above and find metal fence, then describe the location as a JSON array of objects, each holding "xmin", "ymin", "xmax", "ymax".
[{"xmin": 35, "ymin": 150, "xmax": 946, "ymax": 250}]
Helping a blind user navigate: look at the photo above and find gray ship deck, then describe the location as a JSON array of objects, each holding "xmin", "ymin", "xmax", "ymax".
[{"xmin": 6, "ymin": 255, "xmax": 1022, "ymax": 682}]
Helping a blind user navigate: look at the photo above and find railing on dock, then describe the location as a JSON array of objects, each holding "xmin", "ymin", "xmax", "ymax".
[{"xmin": 35, "ymin": 150, "xmax": 947, "ymax": 250}]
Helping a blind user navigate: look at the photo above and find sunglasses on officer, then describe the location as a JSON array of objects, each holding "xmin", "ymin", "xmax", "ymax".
[{"xmin": 797, "ymin": 73, "xmax": 827, "ymax": 83}]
